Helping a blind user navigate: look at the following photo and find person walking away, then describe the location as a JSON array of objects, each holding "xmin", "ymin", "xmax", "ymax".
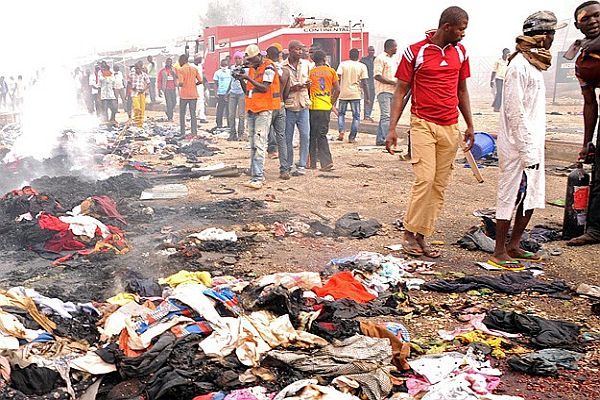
[
  {"xmin": 213, "ymin": 59, "xmax": 232, "ymax": 129},
  {"xmin": 490, "ymin": 11, "xmax": 564, "ymax": 267},
  {"xmin": 8, "ymin": 77, "xmax": 16, "ymax": 110},
  {"xmin": 266, "ymin": 45, "xmax": 291, "ymax": 179},
  {"xmin": 283, "ymin": 40, "xmax": 312, "ymax": 176},
  {"xmin": 124, "ymin": 66, "xmax": 135, "ymax": 118},
  {"xmin": 566, "ymin": 1, "xmax": 600, "ymax": 246},
  {"xmin": 228, "ymin": 52, "xmax": 247, "ymax": 140},
  {"xmin": 157, "ymin": 58, "xmax": 178, "ymax": 121},
  {"xmin": 308, "ymin": 50, "xmax": 340, "ymax": 171},
  {"xmin": 130, "ymin": 61, "xmax": 150, "ymax": 128},
  {"xmin": 337, "ymin": 49, "xmax": 370, "ymax": 143},
  {"xmin": 89, "ymin": 66, "xmax": 101, "ymax": 116},
  {"xmin": 98, "ymin": 64, "xmax": 118, "ymax": 124},
  {"xmin": 237, "ymin": 44, "xmax": 280, "ymax": 189},
  {"xmin": 491, "ymin": 48, "xmax": 511, "ymax": 112},
  {"xmin": 14, "ymin": 75, "xmax": 25, "ymax": 111},
  {"xmin": 0, "ymin": 77, "xmax": 8, "ymax": 110},
  {"xmin": 146, "ymin": 55, "xmax": 157, "ymax": 103},
  {"xmin": 374, "ymin": 39, "xmax": 399, "ymax": 146},
  {"xmin": 385, "ymin": 6, "xmax": 475, "ymax": 258},
  {"xmin": 113, "ymin": 65, "xmax": 127, "ymax": 112},
  {"xmin": 177, "ymin": 55, "xmax": 202, "ymax": 136},
  {"xmin": 191, "ymin": 56, "xmax": 208, "ymax": 123},
  {"xmin": 361, "ymin": 46, "xmax": 376, "ymax": 122}
]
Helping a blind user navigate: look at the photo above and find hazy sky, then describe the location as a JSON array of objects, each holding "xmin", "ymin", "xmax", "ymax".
[{"xmin": 1, "ymin": 0, "xmax": 585, "ymax": 76}]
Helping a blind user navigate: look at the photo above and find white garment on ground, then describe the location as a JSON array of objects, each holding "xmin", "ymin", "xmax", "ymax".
[
  {"xmin": 199, "ymin": 311, "xmax": 327, "ymax": 367},
  {"xmin": 70, "ymin": 352, "xmax": 117, "ymax": 374},
  {"xmin": 59, "ymin": 215, "xmax": 111, "ymax": 239},
  {"xmin": 496, "ymin": 53, "xmax": 546, "ymax": 220},
  {"xmin": 188, "ymin": 227, "xmax": 237, "ymax": 242}
]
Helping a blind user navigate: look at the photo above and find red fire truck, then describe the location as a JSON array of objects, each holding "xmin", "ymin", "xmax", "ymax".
[{"xmin": 194, "ymin": 16, "xmax": 369, "ymax": 102}]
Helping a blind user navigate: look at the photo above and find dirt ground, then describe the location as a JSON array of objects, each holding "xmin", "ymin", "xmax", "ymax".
[
  {"xmin": 143, "ymin": 104, "xmax": 599, "ymax": 399},
  {"xmin": 1, "ymin": 101, "xmax": 598, "ymax": 399}
]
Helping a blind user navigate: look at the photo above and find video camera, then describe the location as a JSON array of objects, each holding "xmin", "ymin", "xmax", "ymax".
[{"xmin": 231, "ymin": 62, "xmax": 250, "ymax": 79}]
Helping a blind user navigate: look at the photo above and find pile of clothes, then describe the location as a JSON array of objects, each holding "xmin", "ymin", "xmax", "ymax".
[
  {"xmin": 0, "ymin": 249, "xmax": 593, "ymax": 400},
  {"xmin": 0, "ymin": 185, "xmax": 130, "ymax": 264}
]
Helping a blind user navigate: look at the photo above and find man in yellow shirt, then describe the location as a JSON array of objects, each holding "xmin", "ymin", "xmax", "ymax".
[
  {"xmin": 308, "ymin": 50, "xmax": 340, "ymax": 170},
  {"xmin": 491, "ymin": 48, "xmax": 510, "ymax": 112}
]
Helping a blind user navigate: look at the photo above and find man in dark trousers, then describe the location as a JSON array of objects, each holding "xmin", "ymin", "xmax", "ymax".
[
  {"xmin": 386, "ymin": 6, "xmax": 475, "ymax": 258},
  {"xmin": 308, "ymin": 50, "xmax": 340, "ymax": 170},
  {"xmin": 361, "ymin": 45, "xmax": 376, "ymax": 122},
  {"xmin": 490, "ymin": 48, "xmax": 510, "ymax": 112},
  {"xmin": 567, "ymin": 1, "xmax": 600, "ymax": 246}
]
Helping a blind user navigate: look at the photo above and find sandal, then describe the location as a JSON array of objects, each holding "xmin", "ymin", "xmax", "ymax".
[
  {"xmin": 566, "ymin": 233, "xmax": 600, "ymax": 247},
  {"xmin": 508, "ymin": 251, "xmax": 543, "ymax": 262},
  {"xmin": 422, "ymin": 247, "xmax": 441, "ymax": 259},
  {"xmin": 487, "ymin": 259, "xmax": 525, "ymax": 271},
  {"xmin": 402, "ymin": 244, "xmax": 424, "ymax": 257}
]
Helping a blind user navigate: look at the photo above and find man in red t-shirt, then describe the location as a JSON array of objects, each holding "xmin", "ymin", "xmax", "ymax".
[{"xmin": 386, "ymin": 6, "xmax": 475, "ymax": 258}]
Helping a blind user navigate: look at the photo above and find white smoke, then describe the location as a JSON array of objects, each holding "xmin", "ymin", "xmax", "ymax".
[{"xmin": 4, "ymin": 65, "xmax": 91, "ymax": 162}]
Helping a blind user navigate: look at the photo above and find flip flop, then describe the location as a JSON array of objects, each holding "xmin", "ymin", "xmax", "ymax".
[
  {"xmin": 487, "ymin": 260, "xmax": 525, "ymax": 271},
  {"xmin": 509, "ymin": 251, "xmax": 543, "ymax": 262}
]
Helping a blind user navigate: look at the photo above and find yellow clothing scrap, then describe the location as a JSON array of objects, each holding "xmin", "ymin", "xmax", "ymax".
[
  {"xmin": 106, "ymin": 293, "xmax": 139, "ymax": 306},
  {"xmin": 158, "ymin": 270, "xmax": 212, "ymax": 288}
]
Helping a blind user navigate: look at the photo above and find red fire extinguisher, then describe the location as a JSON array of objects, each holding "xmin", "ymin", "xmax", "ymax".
[{"xmin": 562, "ymin": 159, "xmax": 592, "ymax": 240}]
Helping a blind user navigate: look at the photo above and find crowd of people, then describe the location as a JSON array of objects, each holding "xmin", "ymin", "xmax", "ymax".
[
  {"xmin": 9, "ymin": 2, "xmax": 600, "ymax": 262},
  {"xmin": 0, "ymin": 75, "xmax": 26, "ymax": 111}
]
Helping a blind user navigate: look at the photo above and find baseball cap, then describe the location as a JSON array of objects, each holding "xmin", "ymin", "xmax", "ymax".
[
  {"xmin": 245, "ymin": 44, "xmax": 260, "ymax": 58},
  {"xmin": 233, "ymin": 51, "xmax": 244, "ymax": 59},
  {"xmin": 522, "ymin": 11, "xmax": 567, "ymax": 33}
]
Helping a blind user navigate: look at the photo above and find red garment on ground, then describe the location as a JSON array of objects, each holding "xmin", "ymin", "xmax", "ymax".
[
  {"xmin": 312, "ymin": 271, "xmax": 376, "ymax": 303},
  {"xmin": 92, "ymin": 195, "xmax": 127, "ymax": 224},
  {"xmin": 38, "ymin": 213, "xmax": 70, "ymax": 231},
  {"xmin": 44, "ymin": 231, "xmax": 87, "ymax": 253}
]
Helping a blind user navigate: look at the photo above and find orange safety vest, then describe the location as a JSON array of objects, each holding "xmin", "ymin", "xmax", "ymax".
[{"xmin": 245, "ymin": 59, "xmax": 280, "ymax": 113}]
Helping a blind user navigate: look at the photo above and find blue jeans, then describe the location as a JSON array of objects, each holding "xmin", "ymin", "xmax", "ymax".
[
  {"xmin": 247, "ymin": 110, "xmax": 272, "ymax": 181},
  {"xmin": 376, "ymin": 92, "xmax": 393, "ymax": 145},
  {"xmin": 285, "ymin": 108, "xmax": 310, "ymax": 170},
  {"xmin": 338, "ymin": 99, "xmax": 361, "ymax": 141}
]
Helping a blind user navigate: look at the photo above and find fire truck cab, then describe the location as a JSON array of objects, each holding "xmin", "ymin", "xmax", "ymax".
[{"xmin": 196, "ymin": 16, "xmax": 369, "ymax": 104}]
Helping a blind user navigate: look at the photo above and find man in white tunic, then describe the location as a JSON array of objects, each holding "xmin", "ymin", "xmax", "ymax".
[{"xmin": 490, "ymin": 11, "xmax": 566, "ymax": 268}]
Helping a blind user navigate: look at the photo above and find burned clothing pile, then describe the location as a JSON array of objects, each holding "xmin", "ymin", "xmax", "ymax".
[{"xmin": 0, "ymin": 174, "xmax": 147, "ymax": 261}]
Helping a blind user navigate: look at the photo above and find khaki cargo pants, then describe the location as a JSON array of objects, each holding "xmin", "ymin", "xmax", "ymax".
[{"xmin": 404, "ymin": 115, "xmax": 460, "ymax": 237}]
